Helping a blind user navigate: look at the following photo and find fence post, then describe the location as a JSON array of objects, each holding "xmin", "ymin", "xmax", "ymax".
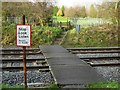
[{"xmin": 60, "ymin": 22, "xmax": 62, "ymax": 28}]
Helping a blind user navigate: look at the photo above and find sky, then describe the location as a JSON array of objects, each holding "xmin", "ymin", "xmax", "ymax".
[{"xmin": 56, "ymin": 0, "xmax": 109, "ymax": 8}]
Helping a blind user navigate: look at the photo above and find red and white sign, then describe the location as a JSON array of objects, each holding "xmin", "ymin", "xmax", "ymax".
[{"xmin": 16, "ymin": 25, "xmax": 32, "ymax": 47}]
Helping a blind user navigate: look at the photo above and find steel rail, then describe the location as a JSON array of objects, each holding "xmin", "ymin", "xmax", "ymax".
[
  {"xmin": 67, "ymin": 47, "xmax": 120, "ymax": 51},
  {"xmin": 90, "ymin": 63, "xmax": 120, "ymax": 67},
  {"xmin": 1, "ymin": 52, "xmax": 42, "ymax": 55},
  {"xmin": 79, "ymin": 56, "xmax": 120, "ymax": 59},
  {"xmin": 2, "ymin": 58, "xmax": 46, "ymax": 62},
  {"xmin": 2, "ymin": 65, "xmax": 49, "ymax": 71},
  {"xmin": 0, "ymin": 48, "xmax": 40, "ymax": 51},
  {"xmin": 70, "ymin": 51, "xmax": 120, "ymax": 54}
]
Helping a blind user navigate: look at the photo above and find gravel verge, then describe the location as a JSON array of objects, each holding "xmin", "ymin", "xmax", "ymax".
[
  {"xmin": 94, "ymin": 67, "xmax": 119, "ymax": 82},
  {"xmin": 2, "ymin": 70, "xmax": 54, "ymax": 86}
]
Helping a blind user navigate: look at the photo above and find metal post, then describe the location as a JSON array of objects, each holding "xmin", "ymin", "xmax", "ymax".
[{"xmin": 22, "ymin": 15, "xmax": 27, "ymax": 88}]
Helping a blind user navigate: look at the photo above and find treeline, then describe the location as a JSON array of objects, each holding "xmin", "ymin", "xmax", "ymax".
[
  {"xmin": 2, "ymin": 2, "xmax": 53, "ymax": 26},
  {"xmin": 2, "ymin": 1, "xmax": 119, "ymax": 26},
  {"xmin": 54, "ymin": 1, "xmax": 119, "ymax": 24}
]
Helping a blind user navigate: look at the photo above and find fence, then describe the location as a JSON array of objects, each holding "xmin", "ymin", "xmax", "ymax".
[
  {"xmin": 70, "ymin": 18, "xmax": 113, "ymax": 27},
  {"xmin": 5, "ymin": 17, "xmax": 37, "ymax": 25},
  {"xmin": 5, "ymin": 17, "xmax": 113, "ymax": 28},
  {"xmin": 52, "ymin": 21, "xmax": 71, "ymax": 29}
]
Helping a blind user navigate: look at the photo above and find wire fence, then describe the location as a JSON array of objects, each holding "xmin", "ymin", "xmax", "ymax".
[
  {"xmin": 4, "ymin": 16, "xmax": 36, "ymax": 25},
  {"xmin": 4, "ymin": 16, "xmax": 113, "ymax": 28},
  {"xmin": 70, "ymin": 18, "xmax": 113, "ymax": 27}
]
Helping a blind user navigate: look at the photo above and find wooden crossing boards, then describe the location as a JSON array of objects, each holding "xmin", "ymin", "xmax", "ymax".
[{"xmin": 39, "ymin": 45, "xmax": 104, "ymax": 85}]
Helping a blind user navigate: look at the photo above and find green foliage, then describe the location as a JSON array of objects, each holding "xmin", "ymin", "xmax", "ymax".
[
  {"xmin": 86, "ymin": 82, "xmax": 120, "ymax": 88},
  {"xmin": 29, "ymin": 26, "xmax": 62, "ymax": 47},
  {"xmin": 53, "ymin": 16, "xmax": 70, "ymax": 22},
  {"xmin": 61, "ymin": 5, "xmax": 65, "ymax": 16},
  {"xmin": 46, "ymin": 83, "xmax": 59, "ymax": 90},
  {"xmin": 53, "ymin": 6, "xmax": 59, "ymax": 16},
  {"xmin": 2, "ymin": 24, "xmax": 16, "ymax": 47},
  {"xmin": 0, "ymin": 83, "xmax": 59, "ymax": 90},
  {"xmin": 2, "ymin": 24, "xmax": 62, "ymax": 47},
  {"xmin": 61, "ymin": 24, "xmax": 118, "ymax": 48},
  {"xmin": 61, "ymin": 5, "xmax": 65, "ymax": 11},
  {"xmin": 0, "ymin": 84, "xmax": 25, "ymax": 90}
]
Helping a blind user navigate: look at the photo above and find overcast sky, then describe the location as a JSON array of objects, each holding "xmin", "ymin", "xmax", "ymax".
[{"xmin": 56, "ymin": 0, "xmax": 117, "ymax": 8}]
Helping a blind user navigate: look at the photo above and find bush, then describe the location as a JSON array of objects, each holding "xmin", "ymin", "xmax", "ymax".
[
  {"xmin": 32, "ymin": 26, "xmax": 62, "ymax": 47},
  {"xmin": 61, "ymin": 25, "xmax": 118, "ymax": 47},
  {"xmin": 2, "ymin": 25, "xmax": 62, "ymax": 47}
]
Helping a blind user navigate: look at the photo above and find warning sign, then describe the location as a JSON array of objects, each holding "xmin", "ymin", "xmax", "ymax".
[{"xmin": 16, "ymin": 25, "xmax": 32, "ymax": 47}]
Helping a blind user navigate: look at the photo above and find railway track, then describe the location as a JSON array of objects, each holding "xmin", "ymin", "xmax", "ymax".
[
  {"xmin": 67, "ymin": 47, "xmax": 120, "ymax": 54},
  {"xmin": 1, "ymin": 47, "xmax": 119, "ymax": 87},
  {"xmin": 1, "ymin": 48, "xmax": 53, "ymax": 88},
  {"xmin": 1, "ymin": 48, "xmax": 42, "ymax": 55},
  {"xmin": 2, "ymin": 58, "xmax": 46, "ymax": 62},
  {"xmin": 90, "ymin": 63, "xmax": 119, "ymax": 67},
  {"xmin": 67, "ymin": 47, "xmax": 120, "ymax": 67},
  {"xmin": 1, "ymin": 47, "xmax": 119, "ymax": 68},
  {"xmin": 2, "ymin": 65, "xmax": 50, "ymax": 71},
  {"xmin": 1, "ymin": 48, "xmax": 50, "ymax": 72}
]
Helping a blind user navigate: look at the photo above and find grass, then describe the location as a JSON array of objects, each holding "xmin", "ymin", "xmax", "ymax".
[
  {"xmin": 86, "ymin": 82, "xmax": 120, "ymax": 88},
  {"xmin": 0, "ymin": 84, "xmax": 25, "ymax": 90},
  {"xmin": 0, "ymin": 83, "xmax": 59, "ymax": 90},
  {"xmin": 1, "ymin": 82, "xmax": 119, "ymax": 89},
  {"xmin": 53, "ymin": 16, "xmax": 70, "ymax": 22},
  {"xmin": 46, "ymin": 83, "xmax": 59, "ymax": 90},
  {"xmin": 61, "ymin": 24, "xmax": 118, "ymax": 48}
]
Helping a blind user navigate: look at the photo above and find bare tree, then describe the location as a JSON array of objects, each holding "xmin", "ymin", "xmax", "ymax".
[{"xmin": 64, "ymin": 6, "xmax": 81, "ymax": 17}]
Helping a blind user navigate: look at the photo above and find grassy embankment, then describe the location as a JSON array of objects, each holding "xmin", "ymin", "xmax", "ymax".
[
  {"xmin": 61, "ymin": 24, "xmax": 118, "ymax": 48},
  {"xmin": 52, "ymin": 16, "xmax": 118, "ymax": 47},
  {"xmin": 1, "ymin": 24, "xmax": 62, "ymax": 48}
]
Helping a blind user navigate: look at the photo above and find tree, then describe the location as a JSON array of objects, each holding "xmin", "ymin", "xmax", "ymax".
[
  {"xmin": 64, "ymin": 6, "xmax": 81, "ymax": 17},
  {"xmin": 97, "ymin": 1, "xmax": 119, "ymax": 24},
  {"xmin": 2, "ymin": 2, "xmax": 53, "ymax": 26},
  {"xmin": 89, "ymin": 4, "xmax": 97, "ymax": 18},
  {"xmin": 80, "ymin": 6, "xmax": 87, "ymax": 18},
  {"xmin": 2, "ymin": 2, "xmax": 33, "ymax": 23},
  {"xmin": 32, "ymin": 2, "xmax": 53, "ymax": 26},
  {"xmin": 61, "ymin": 5, "xmax": 65, "ymax": 16},
  {"xmin": 53, "ymin": 6, "xmax": 58, "ymax": 16},
  {"xmin": 57, "ymin": 9, "xmax": 63, "ymax": 16},
  {"xmin": 61, "ymin": 5, "xmax": 65, "ymax": 11}
]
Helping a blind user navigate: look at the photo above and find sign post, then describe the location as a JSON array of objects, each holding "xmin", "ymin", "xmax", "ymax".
[
  {"xmin": 16, "ymin": 15, "xmax": 32, "ymax": 88},
  {"xmin": 76, "ymin": 24, "xmax": 80, "ymax": 44},
  {"xmin": 76, "ymin": 24, "xmax": 80, "ymax": 33},
  {"xmin": 22, "ymin": 15, "xmax": 27, "ymax": 88}
]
